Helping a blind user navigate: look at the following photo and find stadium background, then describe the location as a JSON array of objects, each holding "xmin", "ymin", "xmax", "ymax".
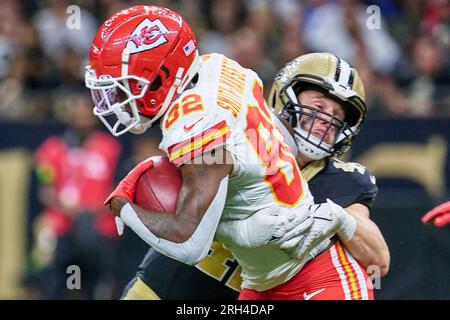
[{"xmin": 0, "ymin": 0, "xmax": 448, "ymax": 299}]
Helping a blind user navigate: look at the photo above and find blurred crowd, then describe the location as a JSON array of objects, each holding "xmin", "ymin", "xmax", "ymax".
[{"xmin": 0, "ymin": 0, "xmax": 448, "ymax": 123}]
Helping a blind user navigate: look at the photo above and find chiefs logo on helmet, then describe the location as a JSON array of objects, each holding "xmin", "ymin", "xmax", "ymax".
[
  {"xmin": 127, "ymin": 18, "xmax": 169, "ymax": 54},
  {"xmin": 86, "ymin": 5, "xmax": 200, "ymax": 137}
]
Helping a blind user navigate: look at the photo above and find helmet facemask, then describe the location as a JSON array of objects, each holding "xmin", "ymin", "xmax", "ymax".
[
  {"xmin": 279, "ymin": 78, "xmax": 361, "ymax": 159},
  {"xmin": 85, "ymin": 66, "xmax": 151, "ymax": 136},
  {"xmin": 85, "ymin": 51, "xmax": 201, "ymax": 137}
]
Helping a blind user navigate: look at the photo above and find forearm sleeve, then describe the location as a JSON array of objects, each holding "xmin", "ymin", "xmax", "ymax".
[{"xmin": 120, "ymin": 176, "xmax": 229, "ymax": 265}]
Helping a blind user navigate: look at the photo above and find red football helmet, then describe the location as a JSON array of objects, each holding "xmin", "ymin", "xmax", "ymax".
[{"xmin": 85, "ymin": 5, "xmax": 201, "ymax": 136}]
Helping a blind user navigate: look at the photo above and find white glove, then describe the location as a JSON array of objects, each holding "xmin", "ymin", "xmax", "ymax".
[
  {"xmin": 327, "ymin": 198, "xmax": 358, "ymax": 241},
  {"xmin": 277, "ymin": 199, "xmax": 357, "ymax": 260},
  {"xmin": 215, "ymin": 205, "xmax": 313, "ymax": 248},
  {"xmin": 308, "ymin": 238, "xmax": 332, "ymax": 259}
]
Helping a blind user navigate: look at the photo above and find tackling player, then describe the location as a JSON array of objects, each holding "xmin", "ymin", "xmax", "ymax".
[
  {"xmin": 121, "ymin": 53, "xmax": 390, "ymax": 300},
  {"xmin": 239, "ymin": 53, "xmax": 390, "ymax": 299}
]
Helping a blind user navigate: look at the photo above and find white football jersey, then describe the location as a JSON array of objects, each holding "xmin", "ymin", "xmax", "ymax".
[{"xmin": 160, "ymin": 53, "xmax": 314, "ymax": 290}]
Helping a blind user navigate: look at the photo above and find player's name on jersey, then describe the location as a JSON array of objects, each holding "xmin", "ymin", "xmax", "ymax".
[
  {"xmin": 175, "ymin": 303, "xmax": 275, "ymax": 317},
  {"xmin": 216, "ymin": 57, "xmax": 247, "ymax": 118}
]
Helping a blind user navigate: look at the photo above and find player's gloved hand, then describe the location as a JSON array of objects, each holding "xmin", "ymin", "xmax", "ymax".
[
  {"xmin": 104, "ymin": 158, "xmax": 154, "ymax": 207},
  {"xmin": 215, "ymin": 205, "xmax": 313, "ymax": 248},
  {"xmin": 277, "ymin": 199, "xmax": 357, "ymax": 260},
  {"xmin": 422, "ymin": 201, "xmax": 450, "ymax": 227}
]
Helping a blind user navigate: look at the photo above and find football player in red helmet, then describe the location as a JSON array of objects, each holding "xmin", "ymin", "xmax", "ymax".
[
  {"xmin": 85, "ymin": 5, "xmax": 201, "ymax": 137},
  {"xmin": 86, "ymin": 6, "xmax": 368, "ymax": 299}
]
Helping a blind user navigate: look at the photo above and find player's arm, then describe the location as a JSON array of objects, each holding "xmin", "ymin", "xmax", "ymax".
[
  {"xmin": 111, "ymin": 158, "xmax": 232, "ymax": 242},
  {"xmin": 109, "ymin": 150, "xmax": 233, "ymax": 265},
  {"xmin": 340, "ymin": 203, "xmax": 390, "ymax": 276},
  {"xmin": 274, "ymin": 200, "xmax": 389, "ymax": 277}
]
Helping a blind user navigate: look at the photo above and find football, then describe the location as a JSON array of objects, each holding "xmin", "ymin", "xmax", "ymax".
[{"xmin": 134, "ymin": 156, "xmax": 182, "ymax": 213}]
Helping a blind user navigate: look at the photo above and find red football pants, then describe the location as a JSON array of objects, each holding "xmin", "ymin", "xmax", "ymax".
[{"xmin": 239, "ymin": 241, "xmax": 374, "ymax": 300}]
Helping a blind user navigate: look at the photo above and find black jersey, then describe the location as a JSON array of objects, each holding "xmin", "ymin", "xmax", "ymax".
[
  {"xmin": 308, "ymin": 158, "xmax": 378, "ymax": 209},
  {"xmin": 128, "ymin": 242, "xmax": 240, "ymax": 299},
  {"xmin": 122, "ymin": 158, "xmax": 377, "ymax": 300}
]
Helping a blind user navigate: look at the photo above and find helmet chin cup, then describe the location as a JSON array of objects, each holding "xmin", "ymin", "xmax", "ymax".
[
  {"xmin": 115, "ymin": 107, "xmax": 132, "ymax": 125},
  {"xmin": 294, "ymin": 127, "xmax": 331, "ymax": 160}
]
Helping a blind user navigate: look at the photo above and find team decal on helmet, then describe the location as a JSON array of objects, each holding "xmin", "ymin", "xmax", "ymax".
[{"xmin": 127, "ymin": 18, "xmax": 169, "ymax": 54}]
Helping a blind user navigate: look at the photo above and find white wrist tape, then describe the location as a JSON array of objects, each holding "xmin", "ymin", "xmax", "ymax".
[
  {"xmin": 338, "ymin": 212, "xmax": 357, "ymax": 241},
  {"xmin": 119, "ymin": 176, "xmax": 229, "ymax": 265},
  {"xmin": 326, "ymin": 199, "xmax": 357, "ymax": 241}
]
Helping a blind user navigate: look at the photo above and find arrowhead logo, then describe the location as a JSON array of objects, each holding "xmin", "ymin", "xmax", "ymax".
[{"xmin": 127, "ymin": 18, "xmax": 169, "ymax": 54}]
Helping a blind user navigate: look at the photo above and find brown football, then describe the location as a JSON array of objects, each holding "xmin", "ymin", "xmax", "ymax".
[{"xmin": 134, "ymin": 156, "xmax": 182, "ymax": 213}]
